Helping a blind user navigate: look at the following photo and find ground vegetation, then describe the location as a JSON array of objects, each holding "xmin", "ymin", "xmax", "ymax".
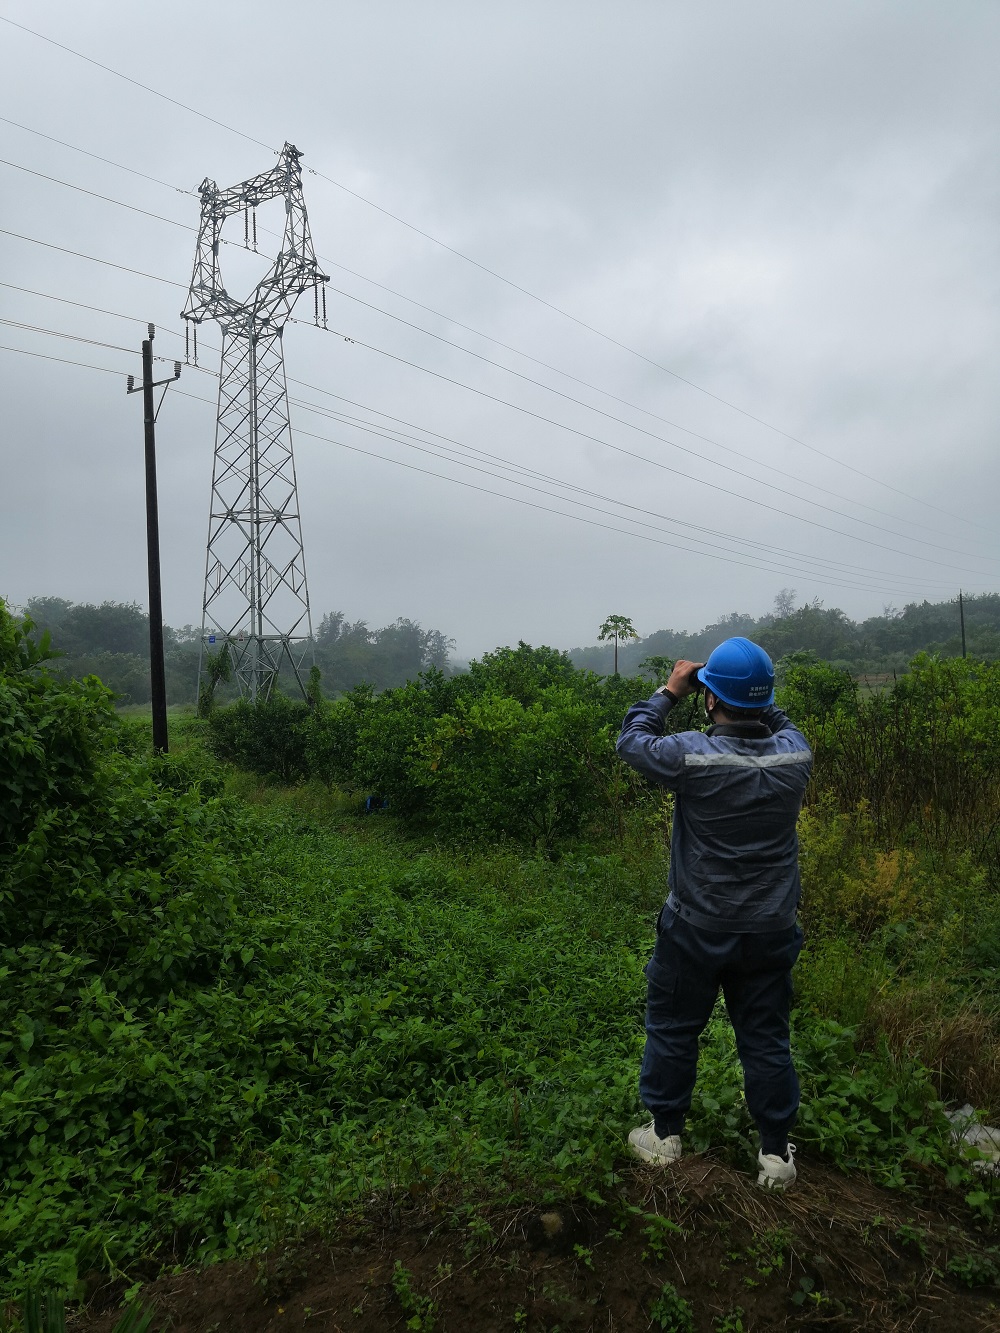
[{"xmin": 3, "ymin": 600, "xmax": 1000, "ymax": 1328}]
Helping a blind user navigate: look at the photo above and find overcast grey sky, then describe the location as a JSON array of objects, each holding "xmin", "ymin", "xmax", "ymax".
[{"xmin": 1, "ymin": 1, "xmax": 998, "ymax": 656}]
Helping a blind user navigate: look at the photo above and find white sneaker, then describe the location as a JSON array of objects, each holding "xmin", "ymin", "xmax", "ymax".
[
  {"xmin": 757, "ymin": 1143, "xmax": 797, "ymax": 1191},
  {"xmin": 628, "ymin": 1121, "xmax": 683, "ymax": 1165}
]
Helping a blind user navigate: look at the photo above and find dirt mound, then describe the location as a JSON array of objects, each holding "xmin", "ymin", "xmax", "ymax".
[{"xmin": 74, "ymin": 1154, "xmax": 999, "ymax": 1332}]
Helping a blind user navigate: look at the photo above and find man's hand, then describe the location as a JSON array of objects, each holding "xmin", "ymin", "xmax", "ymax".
[{"xmin": 665, "ymin": 659, "xmax": 705, "ymax": 699}]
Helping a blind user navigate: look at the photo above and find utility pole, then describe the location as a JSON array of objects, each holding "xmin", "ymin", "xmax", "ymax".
[
  {"xmin": 127, "ymin": 326, "xmax": 180, "ymax": 753},
  {"xmin": 959, "ymin": 589, "xmax": 967, "ymax": 659}
]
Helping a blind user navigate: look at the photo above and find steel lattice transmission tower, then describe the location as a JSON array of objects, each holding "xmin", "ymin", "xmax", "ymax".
[{"xmin": 182, "ymin": 142, "xmax": 328, "ymax": 703}]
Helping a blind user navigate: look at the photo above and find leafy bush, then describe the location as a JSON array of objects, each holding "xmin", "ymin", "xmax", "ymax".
[
  {"xmin": 0, "ymin": 607, "xmax": 113, "ymax": 863},
  {"xmin": 412, "ymin": 688, "xmax": 610, "ymax": 847},
  {"xmin": 207, "ymin": 693, "xmax": 312, "ymax": 782},
  {"xmin": 0, "ymin": 602, "xmax": 247, "ymax": 1293},
  {"xmin": 648, "ymin": 1280, "xmax": 694, "ymax": 1331},
  {"xmin": 776, "ymin": 650, "xmax": 856, "ymax": 723},
  {"xmin": 209, "ymin": 642, "xmax": 701, "ymax": 849},
  {"xmin": 0, "ymin": 603, "xmax": 239, "ymax": 993},
  {"xmin": 795, "ymin": 655, "xmax": 1000, "ymax": 857},
  {"xmin": 303, "ymin": 683, "xmax": 371, "ymax": 787}
]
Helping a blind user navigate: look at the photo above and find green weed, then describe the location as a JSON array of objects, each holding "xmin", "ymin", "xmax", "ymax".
[
  {"xmin": 641, "ymin": 1214, "xmax": 686, "ymax": 1263},
  {"xmin": 745, "ymin": 1226, "xmax": 792, "ymax": 1281},
  {"xmin": 571, "ymin": 1244, "xmax": 593, "ymax": 1269},
  {"xmin": 0, "ymin": 1293, "xmax": 158, "ymax": 1333},
  {"xmin": 945, "ymin": 1247, "xmax": 1000, "ymax": 1287},
  {"xmin": 711, "ymin": 1309, "xmax": 745, "ymax": 1333},
  {"xmin": 648, "ymin": 1280, "xmax": 694, "ymax": 1331},
  {"xmin": 391, "ymin": 1261, "xmax": 437, "ymax": 1331}
]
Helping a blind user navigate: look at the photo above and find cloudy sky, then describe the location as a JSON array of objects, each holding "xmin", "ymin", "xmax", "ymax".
[{"xmin": 1, "ymin": 1, "xmax": 998, "ymax": 656}]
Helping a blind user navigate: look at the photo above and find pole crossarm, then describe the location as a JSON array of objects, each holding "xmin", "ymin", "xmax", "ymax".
[{"xmin": 183, "ymin": 143, "xmax": 322, "ymax": 705}]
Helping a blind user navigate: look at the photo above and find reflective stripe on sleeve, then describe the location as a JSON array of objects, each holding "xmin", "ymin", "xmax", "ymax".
[{"xmin": 683, "ymin": 750, "xmax": 812, "ymax": 769}]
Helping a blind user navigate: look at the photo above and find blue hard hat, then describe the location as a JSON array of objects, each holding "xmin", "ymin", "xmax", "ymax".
[{"xmin": 696, "ymin": 637, "xmax": 775, "ymax": 709}]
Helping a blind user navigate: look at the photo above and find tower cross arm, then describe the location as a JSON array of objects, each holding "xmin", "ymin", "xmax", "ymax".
[
  {"xmin": 208, "ymin": 144, "xmax": 306, "ymax": 219},
  {"xmin": 182, "ymin": 143, "xmax": 326, "ymax": 331}
]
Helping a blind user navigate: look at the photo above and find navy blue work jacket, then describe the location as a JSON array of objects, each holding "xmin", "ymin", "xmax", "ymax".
[{"xmin": 616, "ymin": 693, "xmax": 812, "ymax": 933}]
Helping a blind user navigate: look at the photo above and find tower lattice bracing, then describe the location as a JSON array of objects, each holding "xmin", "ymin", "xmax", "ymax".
[{"xmin": 183, "ymin": 142, "xmax": 328, "ymax": 702}]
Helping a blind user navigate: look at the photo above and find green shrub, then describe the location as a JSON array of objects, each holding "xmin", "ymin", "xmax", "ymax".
[
  {"xmin": 303, "ymin": 685, "xmax": 370, "ymax": 786},
  {"xmin": 412, "ymin": 688, "xmax": 610, "ymax": 848},
  {"xmin": 0, "ymin": 602, "xmax": 248, "ymax": 1293},
  {"xmin": 801, "ymin": 655, "xmax": 1000, "ymax": 855},
  {"xmin": 5, "ymin": 602, "xmax": 1000, "ymax": 1304},
  {"xmin": 777, "ymin": 650, "xmax": 857, "ymax": 723},
  {"xmin": 0, "ymin": 606, "xmax": 113, "ymax": 864},
  {"xmin": 207, "ymin": 693, "xmax": 311, "ymax": 782},
  {"xmin": 351, "ymin": 670, "xmax": 457, "ymax": 815}
]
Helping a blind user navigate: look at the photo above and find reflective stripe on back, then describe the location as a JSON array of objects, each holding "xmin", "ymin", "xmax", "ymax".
[{"xmin": 683, "ymin": 750, "xmax": 812, "ymax": 769}]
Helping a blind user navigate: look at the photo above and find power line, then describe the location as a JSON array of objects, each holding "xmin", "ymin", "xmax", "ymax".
[
  {"xmin": 0, "ymin": 326, "xmax": 945, "ymax": 597},
  {"xmin": 0, "ymin": 17, "xmax": 272, "ymax": 152},
  {"xmin": 0, "ymin": 282, "xmax": 953, "ymax": 593},
  {"xmin": 0, "ymin": 341, "xmax": 124, "ymax": 376},
  {"xmin": 0, "ymin": 227, "xmax": 185, "ymax": 288},
  {"xmin": 299, "ymin": 321, "xmax": 998, "ymax": 576},
  {"xmin": 0, "ymin": 14, "xmax": 979, "ymax": 532},
  {"xmin": 3, "ymin": 251, "xmax": 993, "ymax": 583},
  {"xmin": 3, "ymin": 176, "xmax": 993, "ymax": 568},
  {"xmin": 0, "ymin": 156, "xmax": 262, "ymax": 259},
  {"xmin": 281, "ymin": 390, "xmax": 954, "ymax": 590},
  {"xmin": 0, "ymin": 333, "xmax": 978, "ymax": 599},
  {"xmin": 294, "ymin": 426, "xmax": 919, "ymax": 598},
  {"xmin": 0, "ymin": 317, "xmax": 176, "ymax": 362},
  {"xmin": 3, "ymin": 130, "xmax": 986, "ymax": 544},
  {"xmin": 314, "ymin": 280, "xmax": 980, "ymax": 548},
  {"xmin": 6, "ymin": 148, "xmax": 992, "ymax": 556},
  {"xmin": 0, "ymin": 158, "xmax": 192, "ymax": 230},
  {"xmin": 0, "ymin": 337, "xmax": 876, "ymax": 590},
  {"xmin": 316, "ymin": 257, "xmax": 998, "ymax": 540},
  {"xmin": 160, "ymin": 378, "xmax": 913, "ymax": 591},
  {"xmin": 284, "ymin": 398, "xmax": 957, "ymax": 598},
  {"xmin": 0, "ymin": 114, "xmax": 196, "ymax": 195},
  {"xmin": 6, "ymin": 152, "xmax": 915, "ymax": 537},
  {"xmin": 0, "ymin": 280, "xmax": 168, "ymax": 327}
]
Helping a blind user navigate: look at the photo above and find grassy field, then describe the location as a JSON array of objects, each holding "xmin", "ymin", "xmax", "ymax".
[
  {"xmin": 4, "ymin": 625, "xmax": 1000, "ymax": 1327},
  {"xmin": 8, "ymin": 744, "xmax": 996, "ymax": 1279}
]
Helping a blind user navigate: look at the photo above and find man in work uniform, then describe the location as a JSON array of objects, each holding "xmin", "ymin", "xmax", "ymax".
[{"xmin": 616, "ymin": 637, "xmax": 811, "ymax": 1190}]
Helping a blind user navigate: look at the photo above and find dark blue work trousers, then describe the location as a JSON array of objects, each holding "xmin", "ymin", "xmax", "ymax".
[{"xmin": 641, "ymin": 909, "xmax": 803, "ymax": 1155}]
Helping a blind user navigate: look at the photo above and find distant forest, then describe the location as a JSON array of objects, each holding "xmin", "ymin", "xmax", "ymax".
[
  {"xmin": 15, "ymin": 589, "xmax": 999, "ymax": 706},
  {"xmin": 19, "ymin": 597, "xmax": 454, "ymax": 707},
  {"xmin": 571, "ymin": 590, "xmax": 1000, "ymax": 678}
]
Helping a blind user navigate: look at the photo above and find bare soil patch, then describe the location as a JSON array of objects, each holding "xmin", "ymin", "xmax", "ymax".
[{"xmin": 73, "ymin": 1154, "xmax": 999, "ymax": 1332}]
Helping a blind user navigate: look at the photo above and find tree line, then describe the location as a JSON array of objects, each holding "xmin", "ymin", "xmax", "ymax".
[
  {"xmin": 16, "ymin": 587, "xmax": 1000, "ymax": 708},
  {"xmin": 18, "ymin": 597, "xmax": 455, "ymax": 707},
  {"xmin": 573, "ymin": 590, "xmax": 1000, "ymax": 677}
]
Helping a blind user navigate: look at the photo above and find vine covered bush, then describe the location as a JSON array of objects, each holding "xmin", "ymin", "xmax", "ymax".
[{"xmin": 0, "ymin": 602, "xmax": 249, "ymax": 1290}]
